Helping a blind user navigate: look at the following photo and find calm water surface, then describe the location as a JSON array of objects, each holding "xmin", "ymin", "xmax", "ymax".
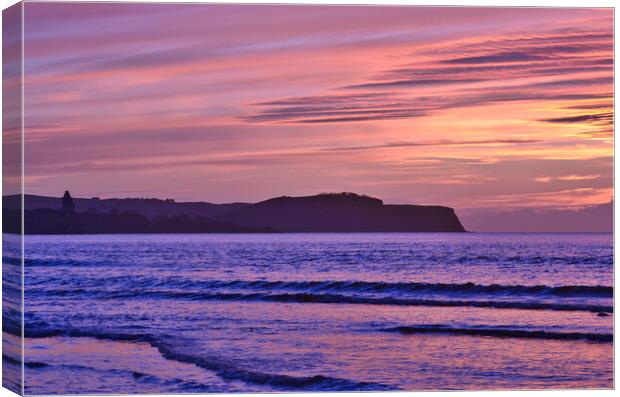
[{"xmin": 3, "ymin": 233, "xmax": 614, "ymax": 393}]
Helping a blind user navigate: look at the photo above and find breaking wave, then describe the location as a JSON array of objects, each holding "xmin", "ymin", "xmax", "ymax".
[
  {"xmin": 17, "ymin": 323, "xmax": 395, "ymax": 391},
  {"xmin": 31, "ymin": 288, "xmax": 613, "ymax": 313},
  {"xmin": 382, "ymin": 324, "xmax": 612, "ymax": 342}
]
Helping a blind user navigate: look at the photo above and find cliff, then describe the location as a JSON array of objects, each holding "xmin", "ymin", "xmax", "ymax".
[
  {"xmin": 215, "ymin": 193, "xmax": 466, "ymax": 232},
  {"xmin": 3, "ymin": 192, "xmax": 466, "ymax": 234}
]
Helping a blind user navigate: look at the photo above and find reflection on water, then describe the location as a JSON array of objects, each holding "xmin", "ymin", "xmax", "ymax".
[{"xmin": 13, "ymin": 233, "xmax": 614, "ymax": 393}]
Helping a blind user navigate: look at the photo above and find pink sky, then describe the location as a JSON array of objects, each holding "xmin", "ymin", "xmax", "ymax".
[{"xmin": 22, "ymin": 3, "xmax": 612, "ymax": 216}]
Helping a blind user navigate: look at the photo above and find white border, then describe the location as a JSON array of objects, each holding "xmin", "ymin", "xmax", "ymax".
[
  {"xmin": 0, "ymin": 2, "xmax": 616, "ymax": 397},
  {"xmin": 20, "ymin": 1, "xmax": 25, "ymax": 395},
  {"xmin": 4, "ymin": 0, "xmax": 617, "ymax": 7}
]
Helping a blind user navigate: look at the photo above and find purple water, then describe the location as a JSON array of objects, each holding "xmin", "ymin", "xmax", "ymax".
[{"xmin": 3, "ymin": 233, "xmax": 614, "ymax": 393}]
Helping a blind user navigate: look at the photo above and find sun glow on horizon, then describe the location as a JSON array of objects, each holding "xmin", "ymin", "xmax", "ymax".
[{"xmin": 15, "ymin": 3, "xmax": 612, "ymax": 220}]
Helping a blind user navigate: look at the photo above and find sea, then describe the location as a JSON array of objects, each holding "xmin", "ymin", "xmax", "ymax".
[{"xmin": 2, "ymin": 233, "xmax": 614, "ymax": 394}]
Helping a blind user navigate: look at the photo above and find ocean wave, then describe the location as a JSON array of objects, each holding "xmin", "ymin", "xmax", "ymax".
[
  {"xmin": 2, "ymin": 309, "xmax": 22, "ymax": 337},
  {"xmin": 23, "ymin": 360, "xmax": 220, "ymax": 393},
  {"xmin": 381, "ymin": 324, "xmax": 613, "ymax": 342},
  {"xmin": 19, "ymin": 326, "xmax": 395, "ymax": 391},
  {"xmin": 155, "ymin": 341, "xmax": 393, "ymax": 391},
  {"xmin": 3, "ymin": 354, "xmax": 21, "ymax": 366},
  {"xmin": 176, "ymin": 279, "xmax": 613, "ymax": 298},
  {"xmin": 23, "ymin": 256, "xmax": 612, "ymax": 300},
  {"xmin": 2, "ymin": 256, "xmax": 22, "ymax": 266},
  {"xmin": 29, "ymin": 277, "xmax": 614, "ymax": 299},
  {"xmin": 25, "ymin": 258, "xmax": 95, "ymax": 268},
  {"xmin": 29, "ymin": 288, "xmax": 613, "ymax": 313}
]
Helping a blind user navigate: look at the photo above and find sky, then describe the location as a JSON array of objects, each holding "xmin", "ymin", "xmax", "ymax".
[{"xmin": 20, "ymin": 3, "xmax": 613, "ymax": 224}]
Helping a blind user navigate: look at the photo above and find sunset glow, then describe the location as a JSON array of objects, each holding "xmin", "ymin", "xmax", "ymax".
[{"xmin": 23, "ymin": 4, "xmax": 613, "ymax": 215}]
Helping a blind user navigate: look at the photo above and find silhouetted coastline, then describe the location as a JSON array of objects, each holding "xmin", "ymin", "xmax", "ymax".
[{"xmin": 3, "ymin": 192, "xmax": 466, "ymax": 234}]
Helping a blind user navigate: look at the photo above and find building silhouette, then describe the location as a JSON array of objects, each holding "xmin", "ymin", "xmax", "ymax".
[{"xmin": 62, "ymin": 190, "xmax": 75, "ymax": 215}]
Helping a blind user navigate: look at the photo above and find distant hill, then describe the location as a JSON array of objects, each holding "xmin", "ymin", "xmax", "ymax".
[
  {"xmin": 3, "ymin": 192, "xmax": 466, "ymax": 234},
  {"xmin": 459, "ymin": 202, "xmax": 613, "ymax": 233},
  {"xmin": 3, "ymin": 208, "xmax": 272, "ymax": 235},
  {"xmin": 3, "ymin": 194, "xmax": 249, "ymax": 219},
  {"xmin": 215, "ymin": 193, "xmax": 465, "ymax": 232}
]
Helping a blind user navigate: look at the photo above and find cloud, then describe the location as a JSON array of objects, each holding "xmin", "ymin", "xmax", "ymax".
[
  {"xmin": 563, "ymin": 102, "xmax": 613, "ymax": 110},
  {"xmin": 465, "ymin": 187, "xmax": 612, "ymax": 208},
  {"xmin": 323, "ymin": 138, "xmax": 543, "ymax": 152},
  {"xmin": 242, "ymin": 24, "xmax": 612, "ymax": 124},
  {"xmin": 441, "ymin": 43, "xmax": 610, "ymax": 65},
  {"xmin": 243, "ymin": 84, "xmax": 611, "ymax": 124},
  {"xmin": 535, "ymin": 174, "xmax": 600, "ymax": 183},
  {"xmin": 557, "ymin": 174, "xmax": 601, "ymax": 181},
  {"xmin": 376, "ymin": 63, "xmax": 610, "ymax": 82},
  {"xmin": 343, "ymin": 78, "xmax": 483, "ymax": 90},
  {"xmin": 20, "ymin": 4, "xmax": 613, "ymax": 210},
  {"xmin": 460, "ymin": 201, "xmax": 612, "ymax": 232},
  {"xmin": 243, "ymin": 107, "xmax": 428, "ymax": 124},
  {"xmin": 540, "ymin": 111, "xmax": 613, "ymax": 125},
  {"xmin": 578, "ymin": 128, "xmax": 613, "ymax": 139},
  {"xmin": 534, "ymin": 176, "xmax": 552, "ymax": 183},
  {"xmin": 242, "ymin": 92, "xmax": 430, "ymax": 123},
  {"xmin": 290, "ymin": 113, "xmax": 425, "ymax": 124},
  {"xmin": 525, "ymin": 76, "xmax": 612, "ymax": 90},
  {"xmin": 443, "ymin": 51, "xmax": 546, "ymax": 64}
]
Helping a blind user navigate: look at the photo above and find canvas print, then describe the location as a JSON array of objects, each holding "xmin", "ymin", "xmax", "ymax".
[{"xmin": 2, "ymin": 2, "xmax": 614, "ymax": 395}]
